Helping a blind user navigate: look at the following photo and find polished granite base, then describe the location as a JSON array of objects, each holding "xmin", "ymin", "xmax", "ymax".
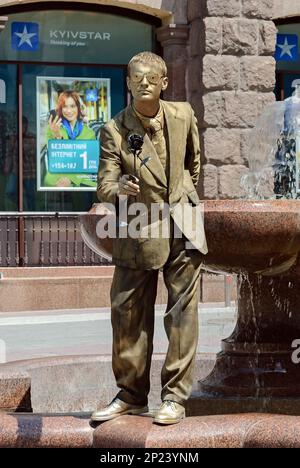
[
  {"xmin": 93, "ymin": 413, "xmax": 300, "ymax": 448},
  {"xmin": 1, "ymin": 412, "xmax": 300, "ymax": 448},
  {"xmin": 1, "ymin": 354, "xmax": 300, "ymax": 448}
]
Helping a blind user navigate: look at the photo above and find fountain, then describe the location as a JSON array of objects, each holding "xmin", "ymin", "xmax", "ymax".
[{"xmin": 189, "ymin": 199, "xmax": 300, "ymax": 416}]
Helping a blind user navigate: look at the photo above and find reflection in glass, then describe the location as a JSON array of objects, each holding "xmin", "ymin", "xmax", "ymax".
[
  {"xmin": 0, "ymin": 65, "xmax": 18, "ymax": 211},
  {"xmin": 4, "ymin": 116, "xmax": 36, "ymax": 211}
]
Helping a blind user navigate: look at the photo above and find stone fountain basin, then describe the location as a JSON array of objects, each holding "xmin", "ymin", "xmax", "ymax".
[
  {"xmin": 80, "ymin": 200, "xmax": 300, "ymax": 275},
  {"xmin": 79, "ymin": 203, "xmax": 114, "ymax": 262},
  {"xmin": 203, "ymin": 200, "xmax": 300, "ymax": 275}
]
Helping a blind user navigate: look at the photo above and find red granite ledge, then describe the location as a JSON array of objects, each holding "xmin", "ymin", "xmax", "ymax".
[
  {"xmin": 93, "ymin": 414, "xmax": 300, "ymax": 449},
  {"xmin": 1, "ymin": 412, "xmax": 300, "ymax": 448},
  {"xmin": 0, "ymin": 374, "xmax": 31, "ymax": 411},
  {"xmin": 93, "ymin": 415, "xmax": 153, "ymax": 448},
  {"xmin": 0, "ymin": 413, "xmax": 93, "ymax": 448},
  {"xmin": 244, "ymin": 414, "xmax": 300, "ymax": 448},
  {"xmin": 204, "ymin": 199, "xmax": 300, "ymax": 214},
  {"xmin": 0, "ymin": 266, "xmax": 115, "ymax": 278}
]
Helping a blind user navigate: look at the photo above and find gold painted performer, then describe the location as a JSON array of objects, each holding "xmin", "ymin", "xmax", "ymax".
[{"xmin": 91, "ymin": 52, "xmax": 207, "ymax": 425}]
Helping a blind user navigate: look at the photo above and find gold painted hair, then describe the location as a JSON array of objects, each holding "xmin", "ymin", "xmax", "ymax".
[{"xmin": 127, "ymin": 52, "xmax": 168, "ymax": 77}]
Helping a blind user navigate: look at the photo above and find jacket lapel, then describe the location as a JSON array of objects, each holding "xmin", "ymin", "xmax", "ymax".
[
  {"xmin": 161, "ymin": 101, "xmax": 185, "ymax": 198},
  {"xmin": 121, "ymin": 105, "xmax": 168, "ymax": 188}
]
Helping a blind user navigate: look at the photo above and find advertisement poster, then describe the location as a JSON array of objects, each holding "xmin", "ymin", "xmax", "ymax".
[{"xmin": 37, "ymin": 76, "xmax": 111, "ymax": 191}]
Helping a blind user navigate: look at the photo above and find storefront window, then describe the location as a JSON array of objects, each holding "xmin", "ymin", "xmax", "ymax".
[
  {"xmin": 275, "ymin": 23, "xmax": 300, "ymax": 99},
  {"xmin": 0, "ymin": 64, "xmax": 18, "ymax": 211},
  {"xmin": 0, "ymin": 8, "xmax": 154, "ymax": 212}
]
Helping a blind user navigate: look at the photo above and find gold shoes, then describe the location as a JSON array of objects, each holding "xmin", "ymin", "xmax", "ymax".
[
  {"xmin": 91, "ymin": 397, "xmax": 148, "ymax": 422},
  {"xmin": 154, "ymin": 400, "xmax": 185, "ymax": 425}
]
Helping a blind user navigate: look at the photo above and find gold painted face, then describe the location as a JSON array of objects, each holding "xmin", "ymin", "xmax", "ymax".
[{"xmin": 127, "ymin": 62, "xmax": 168, "ymax": 102}]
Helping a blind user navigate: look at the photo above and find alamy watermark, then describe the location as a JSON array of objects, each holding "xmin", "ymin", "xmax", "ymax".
[
  {"xmin": 292, "ymin": 339, "xmax": 300, "ymax": 364},
  {"xmin": 95, "ymin": 199, "xmax": 205, "ymax": 250}
]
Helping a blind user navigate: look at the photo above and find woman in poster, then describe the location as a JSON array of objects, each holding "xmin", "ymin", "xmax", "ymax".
[{"xmin": 44, "ymin": 90, "xmax": 97, "ymax": 188}]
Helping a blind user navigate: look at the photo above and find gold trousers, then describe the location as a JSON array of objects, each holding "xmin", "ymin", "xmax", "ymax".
[{"xmin": 110, "ymin": 236, "xmax": 202, "ymax": 406}]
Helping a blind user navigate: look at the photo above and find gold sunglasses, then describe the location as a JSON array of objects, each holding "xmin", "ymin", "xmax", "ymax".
[{"xmin": 130, "ymin": 72, "xmax": 164, "ymax": 85}]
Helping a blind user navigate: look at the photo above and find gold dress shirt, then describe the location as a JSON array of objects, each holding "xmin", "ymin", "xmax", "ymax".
[{"xmin": 133, "ymin": 105, "xmax": 169, "ymax": 179}]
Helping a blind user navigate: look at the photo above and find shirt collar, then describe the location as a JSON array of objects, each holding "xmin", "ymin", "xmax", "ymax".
[{"xmin": 132, "ymin": 103, "xmax": 164, "ymax": 132}]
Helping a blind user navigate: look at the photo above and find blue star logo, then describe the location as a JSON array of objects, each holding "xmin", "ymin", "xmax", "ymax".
[
  {"xmin": 275, "ymin": 34, "xmax": 298, "ymax": 62},
  {"xmin": 86, "ymin": 89, "xmax": 98, "ymax": 102},
  {"xmin": 11, "ymin": 22, "xmax": 39, "ymax": 51}
]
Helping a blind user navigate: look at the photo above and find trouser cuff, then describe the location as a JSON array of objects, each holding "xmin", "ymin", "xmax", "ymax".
[
  {"xmin": 117, "ymin": 390, "xmax": 148, "ymax": 407},
  {"xmin": 162, "ymin": 393, "xmax": 186, "ymax": 406}
]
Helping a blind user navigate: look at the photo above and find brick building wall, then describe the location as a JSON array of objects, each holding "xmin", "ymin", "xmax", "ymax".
[
  {"xmin": 187, "ymin": 0, "xmax": 277, "ymax": 199},
  {"xmin": 273, "ymin": 0, "xmax": 300, "ymax": 19}
]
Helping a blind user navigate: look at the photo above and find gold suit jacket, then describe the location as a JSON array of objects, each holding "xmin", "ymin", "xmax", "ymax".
[{"xmin": 97, "ymin": 100, "xmax": 207, "ymax": 269}]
